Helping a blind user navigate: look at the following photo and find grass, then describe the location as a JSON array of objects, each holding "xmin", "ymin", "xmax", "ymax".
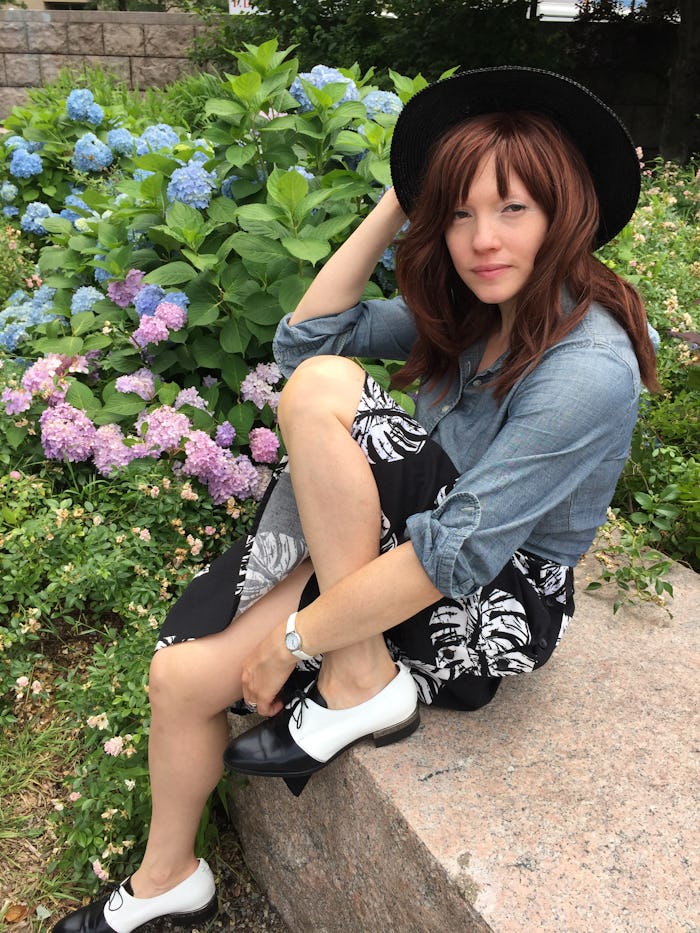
[{"xmin": 0, "ymin": 710, "xmax": 81, "ymax": 932}]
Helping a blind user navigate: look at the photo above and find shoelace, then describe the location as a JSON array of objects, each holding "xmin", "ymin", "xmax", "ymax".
[
  {"xmin": 289, "ymin": 688, "xmax": 311, "ymax": 729},
  {"xmin": 106, "ymin": 883, "xmax": 125, "ymax": 913}
]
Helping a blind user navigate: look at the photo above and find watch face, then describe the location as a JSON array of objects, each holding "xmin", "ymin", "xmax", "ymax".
[{"xmin": 285, "ymin": 631, "xmax": 302, "ymax": 652}]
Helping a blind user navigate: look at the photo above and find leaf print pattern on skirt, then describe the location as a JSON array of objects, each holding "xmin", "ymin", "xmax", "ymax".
[{"xmin": 351, "ymin": 376, "xmax": 426, "ymax": 464}]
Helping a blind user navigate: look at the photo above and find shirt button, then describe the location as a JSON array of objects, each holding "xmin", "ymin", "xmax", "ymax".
[
  {"xmin": 441, "ymin": 404, "xmax": 450, "ymax": 412},
  {"xmin": 472, "ymin": 378, "xmax": 482, "ymax": 386}
]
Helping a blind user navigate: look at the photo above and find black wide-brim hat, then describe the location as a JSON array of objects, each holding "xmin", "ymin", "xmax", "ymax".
[{"xmin": 390, "ymin": 66, "xmax": 641, "ymax": 247}]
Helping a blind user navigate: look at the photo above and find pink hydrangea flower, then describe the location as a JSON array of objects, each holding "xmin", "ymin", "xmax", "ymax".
[
  {"xmin": 249, "ymin": 427, "xmax": 280, "ymax": 463},
  {"xmin": 115, "ymin": 368, "xmax": 156, "ymax": 401},
  {"xmin": 154, "ymin": 301, "xmax": 186, "ymax": 331},
  {"xmin": 93, "ymin": 424, "xmax": 138, "ymax": 476},
  {"xmin": 16, "ymin": 676, "xmax": 29, "ymax": 688},
  {"xmin": 107, "ymin": 269, "xmax": 146, "ymax": 308},
  {"xmin": 174, "ymin": 387, "xmax": 207, "ymax": 411},
  {"xmin": 136, "ymin": 406, "xmax": 192, "ymax": 455},
  {"xmin": 133, "ymin": 315, "xmax": 169, "ymax": 347},
  {"xmin": 1, "ymin": 387, "xmax": 32, "ymax": 414},
  {"xmin": 40, "ymin": 403, "xmax": 96, "ymax": 462},
  {"xmin": 240, "ymin": 362, "xmax": 282, "ymax": 411}
]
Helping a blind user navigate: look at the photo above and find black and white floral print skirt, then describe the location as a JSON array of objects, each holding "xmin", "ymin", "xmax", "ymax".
[{"xmin": 157, "ymin": 374, "xmax": 575, "ymax": 712}]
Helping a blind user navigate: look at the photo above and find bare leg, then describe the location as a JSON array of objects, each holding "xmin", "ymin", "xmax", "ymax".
[
  {"xmin": 277, "ymin": 356, "xmax": 396, "ymax": 709},
  {"xmin": 128, "ymin": 559, "xmax": 313, "ymax": 898}
]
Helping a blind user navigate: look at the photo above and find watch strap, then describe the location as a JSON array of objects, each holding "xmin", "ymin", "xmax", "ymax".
[{"xmin": 285, "ymin": 612, "xmax": 314, "ymax": 661}]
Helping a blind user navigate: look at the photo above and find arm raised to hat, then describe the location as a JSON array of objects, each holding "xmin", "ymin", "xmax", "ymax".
[{"xmin": 289, "ymin": 187, "xmax": 406, "ymax": 326}]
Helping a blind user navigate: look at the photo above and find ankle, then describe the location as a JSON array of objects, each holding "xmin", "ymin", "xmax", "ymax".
[
  {"xmin": 130, "ymin": 859, "xmax": 199, "ymax": 899},
  {"xmin": 318, "ymin": 660, "xmax": 397, "ymax": 710}
]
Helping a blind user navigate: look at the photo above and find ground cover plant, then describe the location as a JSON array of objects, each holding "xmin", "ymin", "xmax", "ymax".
[{"xmin": 0, "ymin": 40, "xmax": 697, "ymax": 927}]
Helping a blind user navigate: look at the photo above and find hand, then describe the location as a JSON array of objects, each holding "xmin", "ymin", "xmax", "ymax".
[{"xmin": 240, "ymin": 626, "xmax": 296, "ymax": 718}]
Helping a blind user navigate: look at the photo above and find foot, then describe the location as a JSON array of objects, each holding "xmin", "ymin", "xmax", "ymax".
[
  {"xmin": 223, "ymin": 662, "xmax": 419, "ymax": 789},
  {"xmin": 52, "ymin": 858, "xmax": 217, "ymax": 933}
]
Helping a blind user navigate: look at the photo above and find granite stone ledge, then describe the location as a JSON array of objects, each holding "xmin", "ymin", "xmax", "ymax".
[
  {"xmin": 102, "ymin": 24, "xmax": 144, "ymax": 57},
  {"xmin": 143, "ymin": 24, "xmax": 196, "ymax": 57},
  {"xmin": 228, "ymin": 554, "xmax": 699, "ymax": 932},
  {"xmin": 39, "ymin": 54, "xmax": 85, "ymax": 86},
  {"xmin": 131, "ymin": 57, "xmax": 195, "ymax": 88}
]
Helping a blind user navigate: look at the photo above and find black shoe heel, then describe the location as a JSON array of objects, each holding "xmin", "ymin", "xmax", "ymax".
[
  {"xmin": 170, "ymin": 894, "xmax": 218, "ymax": 927},
  {"xmin": 283, "ymin": 775, "xmax": 312, "ymax": 797},
  {"xmin": 372, "ymin": 705, "xmax": 420, "ymax": 747}
]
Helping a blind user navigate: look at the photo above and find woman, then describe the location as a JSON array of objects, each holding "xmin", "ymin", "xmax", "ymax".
[{"xmin": 54, "ymin": 67, "xmax": 658, "ymax": 933}]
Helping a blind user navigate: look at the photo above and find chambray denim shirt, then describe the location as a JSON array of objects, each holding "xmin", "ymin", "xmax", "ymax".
[{"xmin": 273, "ymin": 294, "xmax": 641, "ymax": 598}]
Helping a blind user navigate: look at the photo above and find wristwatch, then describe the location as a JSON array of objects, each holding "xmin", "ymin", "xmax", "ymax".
[{"xmin": 285, "ymin": 612, "xmax": 314, "ymax": 661}]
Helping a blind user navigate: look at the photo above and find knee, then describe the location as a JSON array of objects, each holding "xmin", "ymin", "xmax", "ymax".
[
  {"xmin": 278, "ymin": 356, "xmax": 365, "ymax": 433},
  {"xmin": 147, "ymin": 646, "xmax": 189, "ymax": 713}
]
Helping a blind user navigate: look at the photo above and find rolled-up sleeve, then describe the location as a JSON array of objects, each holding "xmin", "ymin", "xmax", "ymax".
[
  {"xmin": 273, "ymin": 297, "xmax": 417, "ymax": 377},
  {"xmin": 405, "ymin": 343, "xmax": 640, "ymax": 597}
]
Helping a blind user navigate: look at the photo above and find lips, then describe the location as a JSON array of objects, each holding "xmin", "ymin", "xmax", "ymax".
[{"xmin": 471, "ymin": 264, "xmax": 510, "ymax": 279}]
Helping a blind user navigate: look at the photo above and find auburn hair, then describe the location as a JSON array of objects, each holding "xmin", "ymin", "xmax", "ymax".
[{"xmin": 393, "ymin": 111, "xmax": 659, "ymax": 399}]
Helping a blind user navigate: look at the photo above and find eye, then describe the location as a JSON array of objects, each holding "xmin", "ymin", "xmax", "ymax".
[
  {"xmin": 453, "ymin": 208, "xmax": 471, "ymax": 220},
  {"xmin": 503, "ymin": 203, "xmax": 527, "ymax": 214}
]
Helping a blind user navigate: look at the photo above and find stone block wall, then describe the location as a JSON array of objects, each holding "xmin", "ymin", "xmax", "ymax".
[{"xmin": 0, "ymin": 9, "xmax": 204, "ymax": 118}]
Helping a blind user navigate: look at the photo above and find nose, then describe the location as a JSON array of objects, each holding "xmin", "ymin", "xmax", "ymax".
[{"xmin": 472, "ymin": 216, "xmax": 500, "ymax": 252}]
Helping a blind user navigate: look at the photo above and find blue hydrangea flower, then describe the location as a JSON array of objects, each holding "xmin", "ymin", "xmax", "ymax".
[
  {"xmin": 107, "ymin": 128, "xmax": 135, "ymax": 156},
  {"xmin": 72, "ymin": 133, "xmax": 113, "ymax": 173},
  {"xmin": 2, "ymin": 205, "xmax": 19, "ymax": 218},
  {"xmin": 135, "ymin": 124, "xmax": 179, "ymax": 155},
  {"xmin": 3, "ymin": 135, "xmax": 41, "ymax": 153},
  {"xmin": 86, "ymin": 102, "xmax": 104, "ymax": 126},
  {"xmin": 133, "ymin": 169, "xmax": 155, "ymax": 182},
  {"xmin": 0, "ymin": 285, "xmax": 59, "ymax": 351},
  {"xmin": 166, "ymin": 160, "xmax": 216, "ymax": 210},
  {"xmin": 134, "ymin": 284, "xmax": 165, "ymax": 317},
  {"xmin": 288, "ymin": 165, "xmax": 314, "ymax": 181},
  {"xmin": 379, "ymin": 246, "xmax": 395, "ymax": 272},
  {"xmin": 164, "ymin": 290, "xmax": 189, "ymax": 310},
  {"xmin": 363, "ymin": 90, "xmax": 403, "ymax": 120},
  {"xmin": 9, "ymin": 149, "xmax": 43, "ymax": 178},
  {"xmin": 94, "ymin": 263, "xmax": 111, "ymax": 285},
  {"xmin": 66, "ymin": 88, "xmax": 95, "ymax": 121},
  {"xmin": 20, "ymin": 201, "xmax": 53, "ymax": 235},
  {"xmin": 221, "ymin": 175, "xmax": 239, "ymax": 200},
  {"xmin": 0, "ymin": 182, "xmax": 19, "ymax": 203},
  {"xmin": 70, "ymin": 286, "xmax": 104, "ymax": 314},
  {"xmin": 290, "ymin": 65, "xmax": 360, "ymax": 113}
]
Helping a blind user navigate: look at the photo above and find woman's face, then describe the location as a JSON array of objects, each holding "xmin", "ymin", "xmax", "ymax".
[{"xmin": 444, "ymin": 153, "xmax": 549, "ymax": 321}]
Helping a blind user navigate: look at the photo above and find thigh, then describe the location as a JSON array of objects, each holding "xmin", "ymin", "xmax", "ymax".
[{"xmin": 149, "ymin": 559, "xmax": 314, "ymax": 717}]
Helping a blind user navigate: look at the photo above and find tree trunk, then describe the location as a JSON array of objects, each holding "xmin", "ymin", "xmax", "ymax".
[{"xmin": 660, "ymin": 0, "xmax": 700, "ymax": 162}]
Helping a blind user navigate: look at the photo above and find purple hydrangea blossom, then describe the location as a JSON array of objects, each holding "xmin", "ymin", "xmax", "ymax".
[
  {"xmin": 154, "ymin": 301, "xmax": 186, "ymax": 331},
  {"xmin": 249, "ymin": 427, "xmax": 280, "ymax": 463},
  {"xmin": 92, "ymin": 424, "xmax": 137, "ymax": 476},
  {"xmin": 134, "ymin": 284, "xmax": 165, "ymax": 317},
  {"xmin": 183, "ymin": 430, "xmax": 259, "ymax": 504},
  {"xmin": 133, "ymin": 315, "xmax": 169, "ymax": 347},
  {"xmin": 21, "ymin": 354, "xmax": 69, "ymax": 401},
  {"xmin": 174, "ymin": 387, "xmax": 208, "ymax": 411},
  {"xmin": 240, "ymin": 362, "xmax": 282, "ymax": 411},
  {"xmin": 136, "ymin": 406, "xmax": 192, "ymax": 455},
  {"xmin": 107, "ymin": 269, "xmax": 146, "ymax": 308},
  {"xmin": 40, "ymin": 403, "xmax": 96, "ymax": 462},
  {"xmin": 115, "ymin": 368, "xmax": 156, "ymax": 401},
  {"xmin": 1, "ymin": 387, "xmax": 33, "ymax": 415},
  {"xmin": 215, "ymin": 421, "xmax": 236, "ymax": 447}
]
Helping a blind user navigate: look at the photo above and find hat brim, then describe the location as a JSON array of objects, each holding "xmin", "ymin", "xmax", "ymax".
[{"xmin": 390, "ymin": 66, "xmax": 640, "ymax": 247}]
